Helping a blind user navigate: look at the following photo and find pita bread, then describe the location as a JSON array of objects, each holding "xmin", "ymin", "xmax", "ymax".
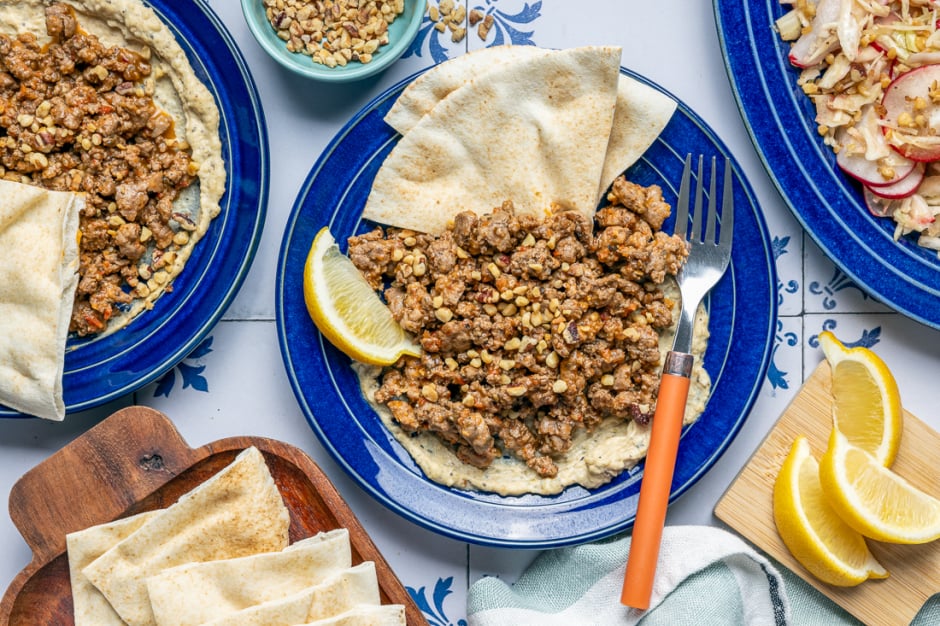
[
  {"xmin": 66, "ymin": 511, "xmax": 161, "ymax": 626},
  {"xmin": 82, "ymin": 447, "xmax": 290, "ymax": 626},
  {"xmin": 383, "ymin": 46, "xmax": 677, "ymax": 207},
  {"xmin": 147, "ymin": 529, "xmax": 352, "ymax": 626},
  {"xmin": 299, "ymin": 604, "xmax": 406, "ymax": 626},
  {"xmin": 362, "ymin": 45, "xmax": 622, "ymax": 234},
  {"xmin": 384, "ymin": 45, "xmax": 549, "ymax": 133},
  {"xmin": 596, "ymin": 77, "xmax": 676, "ymax": 201},
  {"xmin": 0, "ymin": 179, "xmax": 82, "ymax": 420},
  {"xmin": 199, "ymin": 563, "xmax": 381, "ymax": 626}
]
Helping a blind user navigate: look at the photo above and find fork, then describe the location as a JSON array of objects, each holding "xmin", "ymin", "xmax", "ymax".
[{"xmin": 621, "ymin": 154, "xmax": 734, "ymax": 610}]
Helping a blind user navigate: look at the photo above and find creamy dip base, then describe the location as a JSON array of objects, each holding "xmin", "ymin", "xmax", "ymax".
[
  {"xmin": 356, "ymin": 280, "xmax": 711, "ymax": 496},
  {"xmin": 0, "ymin": 0, "xmax": 226, "ymax": 336}
]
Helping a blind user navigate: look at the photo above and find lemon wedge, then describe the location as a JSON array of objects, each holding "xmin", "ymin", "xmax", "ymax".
[
  {"xmin": 818, "ymin": 331, "xmax": 902, "ymax": 467},
  {"xmin": 773, "ymin": 436, "xmax": 888, "ymax": 586},
  {"xmin": 302, "ymin": 227, "xmax": 421, "ymax": 366},
  {"xmin": 819, "ymin": 430, "xmax": 940, "ymax": 545}
]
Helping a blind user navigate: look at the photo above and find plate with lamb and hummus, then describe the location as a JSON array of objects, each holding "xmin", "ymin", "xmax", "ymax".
[
  {"xmin": 0, "ymin": 0, "xmax": 266, "ymax": 418},
  {"xmin": 276, "ymin": 46, "xmax": 777, "ymax": 547}
]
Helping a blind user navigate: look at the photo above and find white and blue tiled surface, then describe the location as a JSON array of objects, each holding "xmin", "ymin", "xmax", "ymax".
[{"xmin": 2, "ymin": 2, "xmax": 940, "ymax": 624}]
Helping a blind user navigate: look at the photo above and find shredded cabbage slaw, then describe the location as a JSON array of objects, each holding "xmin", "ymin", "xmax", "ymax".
[{"xmin": 776, "ymin": 0, "xmax": 940, "ymax": 253}]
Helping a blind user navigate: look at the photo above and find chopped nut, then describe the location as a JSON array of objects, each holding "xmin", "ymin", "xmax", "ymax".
[
  {"xmin": 478, "ymin": 13, "xmax": 494, "ymax": 40},
  {"xmin": 421, "ymin": 384, "xmax": 439, "ymax": 402},
  {"xmin": 552, "ymin": 380, "xmax": 568, "ymax": 393},
  {"xmin": 435, "ymin": 307, "xmax": 454, "ymax": 322},
  {"xmin": 266, "ymin": 0, "xmax": 403, "ymax": 65}
]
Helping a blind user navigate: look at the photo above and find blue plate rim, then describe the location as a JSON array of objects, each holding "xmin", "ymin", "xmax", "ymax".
[
  {"xmin": 713, "ymin": 0, "xmax": 940, "ymax": 329},
  {"xmin": 0, "ymin": 0, "xmax": 268, "ymax": 418},
  {"xmin": 275, "ymin": 65, "xmax": 777, "ymax": 548}
]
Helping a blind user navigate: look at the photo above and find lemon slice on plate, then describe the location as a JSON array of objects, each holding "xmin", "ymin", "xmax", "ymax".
[
  {"xmin": 773, "ymin": 436, "xmax": 888, "ymax": 586},
  {"xmin": 303, "ymin": 227, "xmax": 421, "ymax": 366},
  {"xmin": 819, "ymin": 430, "xmax": 940, "ymax": 545},
  {"xmin": 818, "ymin": 330, "xmax": 902, "ymax": 467}
]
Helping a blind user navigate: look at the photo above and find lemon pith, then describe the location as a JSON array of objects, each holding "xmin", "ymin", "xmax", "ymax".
[
  {"xmin": 819, "ymin": 430, "xmax": 940, "ymax": 545},
  {"xmin": 818, "ymin": 331, "xmax": 902, "ymax": 467},
  {"xmin": 302, "ymin": 227, "xmax": 421, "ymax": 366},
  {"xmin": 773, "ymin": 436, "xmax": 888, "ymax": 586}
]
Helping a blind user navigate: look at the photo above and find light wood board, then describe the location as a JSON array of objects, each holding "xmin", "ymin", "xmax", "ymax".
[{"xmin": 715, "ymin": 362, "xmax": 940, "ymax": 626}]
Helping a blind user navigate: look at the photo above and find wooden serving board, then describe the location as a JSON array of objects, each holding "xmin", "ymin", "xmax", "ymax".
[
  {"xmin": 715, "ymin": 362, "xmax": 940, "ymax": 626},
  {"xmin": 0, "ymin": 406, "xmax": 427, "ymax": 626}
]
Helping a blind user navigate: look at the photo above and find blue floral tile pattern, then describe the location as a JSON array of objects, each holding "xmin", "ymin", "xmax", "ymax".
[
  {"xmin": 404, "ymin": 0, "xmax": 542, "ymax": 64},
  {"xmin": 151, "ymin": 336, "xmax": 214, "ymax": 398},
  {"xmin": 408, "ymin": 577, "xmax": 468, "ymax": 626},
  {"xmin": 470, "ymin": 0, "xmax": 541, "ymax": 46},
  {"xmin": 767, "ymin": 320, "xmax": 799, "ymax": 392}
]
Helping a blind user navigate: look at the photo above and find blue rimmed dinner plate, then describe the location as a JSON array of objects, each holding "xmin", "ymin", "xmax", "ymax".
[
  {"xmin": 714, "ymin": 1, "xmax": 940, "ymax": 328},
  {"xmin": 276, "ymin": 67, "xmax": 777, "ymax": 548},
  {"xmin": 0, "ymin": 0, "xmax": 268, "ymax": 418}
]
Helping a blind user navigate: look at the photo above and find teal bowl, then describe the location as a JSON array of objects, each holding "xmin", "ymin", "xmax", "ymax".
[{"xmin": 241, "ymin": 0, "xmax": 424, "ymax": 82}]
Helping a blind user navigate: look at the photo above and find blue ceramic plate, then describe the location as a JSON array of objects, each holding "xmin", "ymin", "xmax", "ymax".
[
  {"xmin": 714, "ymin": 1, "xmax": 940, "ymax": 328},
  {"xmin": 276, "ymin": 68, "xmax": 777, "ymax": 548},
  {"xmin": 0, "ymin": 0, "xmax": 267, "ymax": 418}
]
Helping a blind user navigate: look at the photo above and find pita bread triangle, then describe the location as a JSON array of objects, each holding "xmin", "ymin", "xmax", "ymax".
[
  {"xmin": 383, "ymin": 45, "xmax": 677, "ymax": 208},
  {"xmin": 361, "ymin": 45, "xmax": 622, "ymax": 234},
  {"xmin": 0, "ymin": 179, "xmax": 82, "ymax": 420},
  {"xmin": 82, "ymin": 447, "xmax": 290, "ymax": 626}
]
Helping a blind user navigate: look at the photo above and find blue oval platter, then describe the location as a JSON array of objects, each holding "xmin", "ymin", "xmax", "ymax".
[
  {"xmin": 276, "ymin": 67, "xmax": 777, "ymax": 548},
  {"xmin": 0, "ymin": 0, "xmax": 268, "ymax": 417},
  {"xmin": 714, "ymin": 0, "xmax": 940, "ymax": 328}
]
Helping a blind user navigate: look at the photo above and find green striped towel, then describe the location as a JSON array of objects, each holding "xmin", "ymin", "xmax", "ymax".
[{"xmin": 467, "ymin": 526, "xmax": 940, "ymax": 625}]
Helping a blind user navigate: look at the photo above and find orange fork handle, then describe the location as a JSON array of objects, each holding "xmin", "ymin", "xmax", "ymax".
[{"xmin": 621, "ymin": 372, "xmax": 691, "ymax": 610}]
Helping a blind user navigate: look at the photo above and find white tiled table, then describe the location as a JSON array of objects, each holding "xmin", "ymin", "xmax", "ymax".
[{"xmin": 3, "ymin": 2, "xmax": 940, "ymax": 624}]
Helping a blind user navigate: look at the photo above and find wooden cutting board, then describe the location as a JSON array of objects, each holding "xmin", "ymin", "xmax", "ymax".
[
  {"xmin": 0, "ymin": 406, "xmax": 427, "ymax": 626},
  {"xmin": 715, "ymin": 362, "xmax": 940, "ymax": 626}
]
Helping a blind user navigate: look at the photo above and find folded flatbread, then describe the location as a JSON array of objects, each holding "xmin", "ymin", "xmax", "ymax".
[
  {"xmin": 147, "ymin": 528, "xmax": 352, "ymax": 626},
  {"xmin": 82, "ymin": 447, "xmax": 290, "ymax": 626},
  {"xmin": 199, "ymin": 562, "xmax": 381, "ymax": 626},
  {"xmin": 299, "ymin": 604, "xmax": 406, "ymax": 626},
  {"xmin": 0, "ymin": 179, "xmax": 82, "ymax": 420},
  {"xmin": 597, "ymin": 75, "xmax": 677, "ymax": 201},
  {"xmin": 362, "ymin": 45, "xmax": 622, "ymax": 234},
  {"xmin": 66, "ymin": 510, "xmax": 161, "ymax": 626},
  {"xmin": 383, "ymin": 45, "xmax": 677, "ymax": 208}
]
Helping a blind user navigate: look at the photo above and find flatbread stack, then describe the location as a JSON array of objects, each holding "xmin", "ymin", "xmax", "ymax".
[
  {"xmin": 0, "ymin": 179, "xmax": 82, "ymax": 421},
  {"xmin": 363, "ymin": 45, "xmax": 677, "ymax": 234},
  {"xmin": 66, "ymin": 447, "xmax": 404, "ymax": 626}
]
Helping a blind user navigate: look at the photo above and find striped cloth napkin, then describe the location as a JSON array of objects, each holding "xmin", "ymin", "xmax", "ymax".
[{"xmin": 466, "ymin": 525, "xmax": 940, "ymax": 625}]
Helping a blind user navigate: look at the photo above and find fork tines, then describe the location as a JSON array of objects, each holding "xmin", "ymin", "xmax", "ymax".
[{"xmin": 674, "ymin": 154, "xmax": 733, "ymax": 246}]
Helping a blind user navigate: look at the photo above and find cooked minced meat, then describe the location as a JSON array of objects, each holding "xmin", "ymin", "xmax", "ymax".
[
  {"xmin": 347, "ymin": 177, "xmax": 688, "ymax": 478},
  {"xmin": 0, "ymin": 3, "xmax": 197, "ymax": 335}
]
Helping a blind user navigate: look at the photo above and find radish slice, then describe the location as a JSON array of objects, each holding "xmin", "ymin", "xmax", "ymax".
[
  {"xmin": 866, "ymin": 163, "xmax": 925, "ymax": 198},
  {"xmin": 863, "ymin": 187, "xmax": 900, "ymax": 217},
  {"xmin": 834, "ymin": 119, "xmax": 915, "ymax": 186},
  {"xmin": 837, "ymin": 146, "xmax": 914, "ymax": 186},
  {"xmin": 788, "ymin": 0, "xmax": 840, "ymax": 68},
  {"xmin": 881, "ymin": 64, "xmax": 940, "ymax": 161}
]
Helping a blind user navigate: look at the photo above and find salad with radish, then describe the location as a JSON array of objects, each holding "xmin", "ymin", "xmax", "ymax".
[{"xmin": 776, "ymin": 0, "xmax": 940, "ymax": 252}]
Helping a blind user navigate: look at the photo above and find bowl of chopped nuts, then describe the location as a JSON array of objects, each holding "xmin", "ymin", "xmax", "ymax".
[{"xmin": 241, "ymin": 0, "xmax": 424, "ymax": 82}]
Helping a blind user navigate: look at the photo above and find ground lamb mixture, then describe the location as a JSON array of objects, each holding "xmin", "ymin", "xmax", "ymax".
[
  {"xmin": 0, "ymin": 3, "xmax": 197, "ymax": 335},
  {"xmin": 348, "ymin": 177, "xmax": 688, "ymax": 479}
]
